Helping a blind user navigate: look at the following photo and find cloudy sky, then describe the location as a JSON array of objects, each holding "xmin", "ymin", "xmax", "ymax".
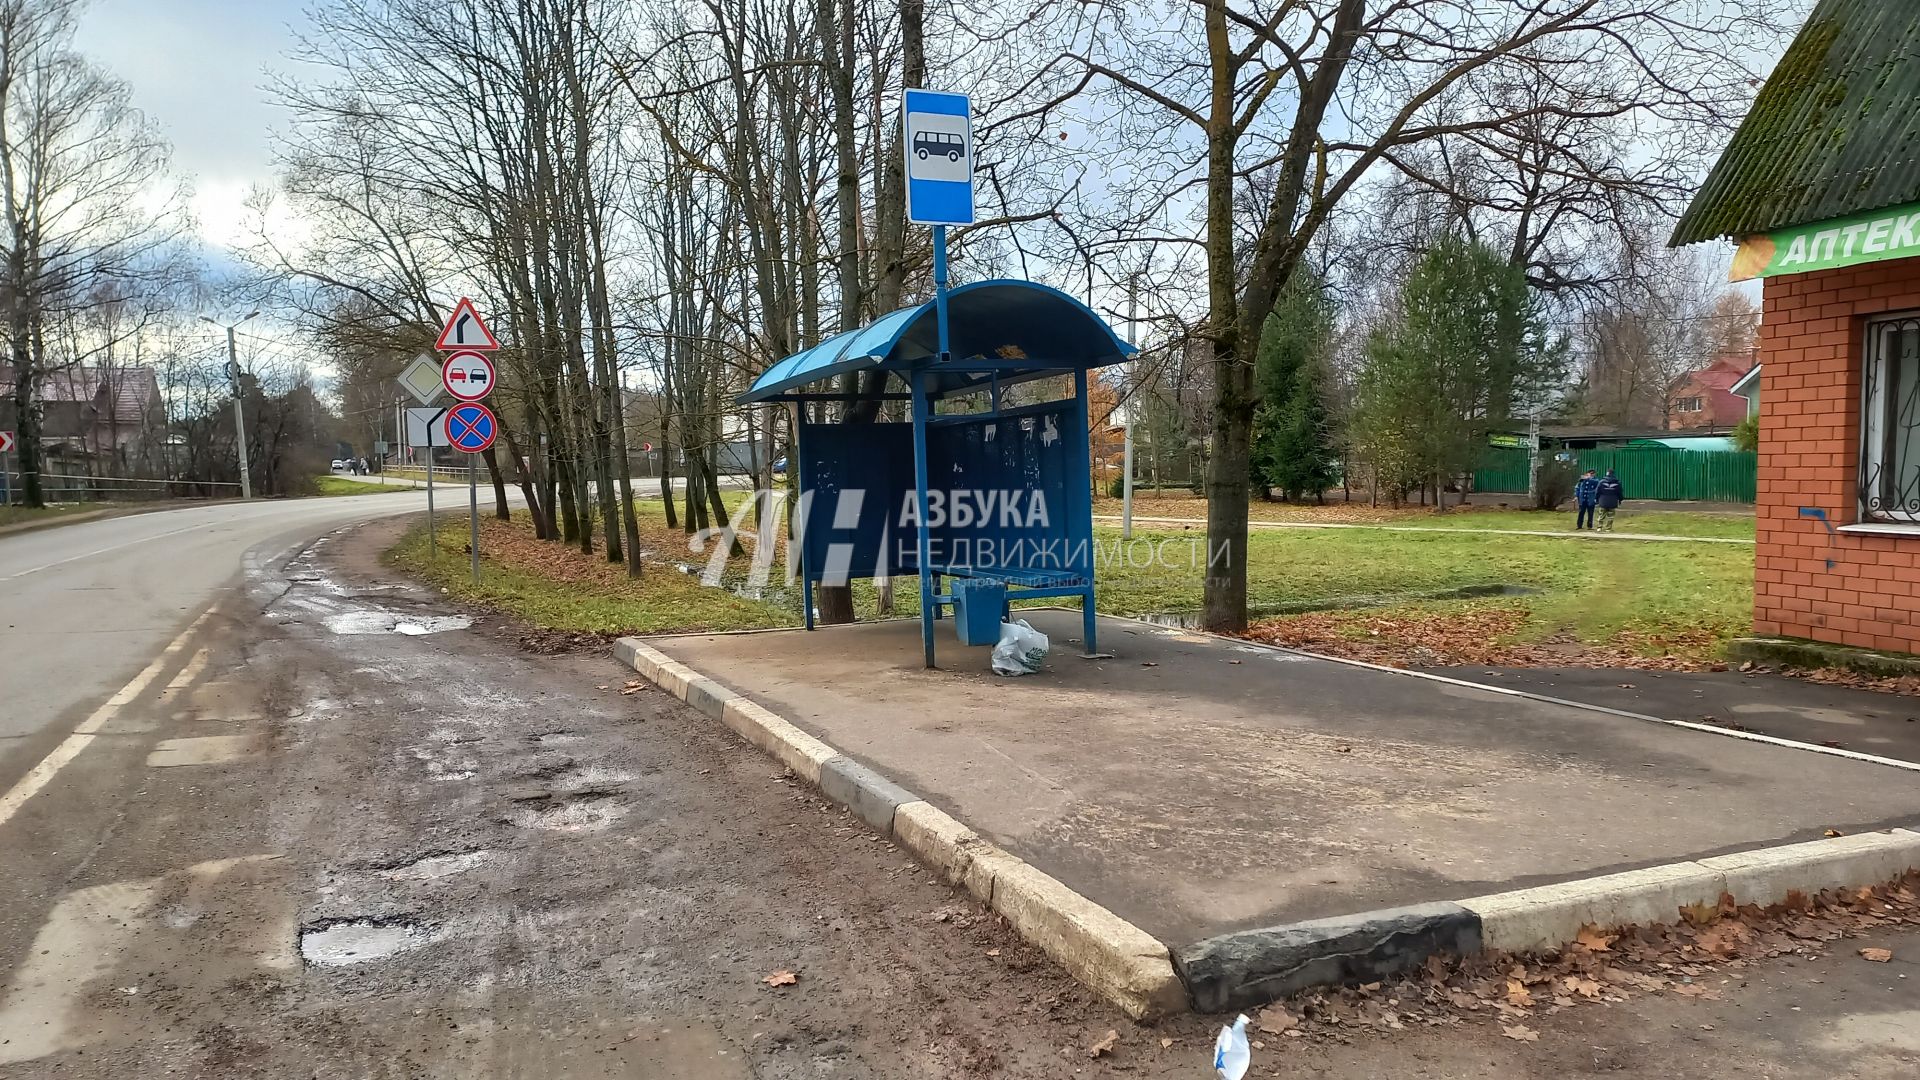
[{"xmin": 75, "ymin": 0, "xmax": 306, "ymax": 251}]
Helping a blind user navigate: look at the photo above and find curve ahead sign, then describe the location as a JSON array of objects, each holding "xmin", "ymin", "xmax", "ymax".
[{"xmin": 445, "ymin": 402, "xmax": 497, "ymax": 454}]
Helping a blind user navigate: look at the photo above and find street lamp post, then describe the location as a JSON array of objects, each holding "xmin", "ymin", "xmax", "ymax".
[{"xmin": 200, "ymin": 311, "xmax": 260, "ymax": 498}]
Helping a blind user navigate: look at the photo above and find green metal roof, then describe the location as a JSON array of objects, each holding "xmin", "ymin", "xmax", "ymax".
[{"xmin": 1671, "ymin": 0, "xmax": 1920, "ymax": 246}]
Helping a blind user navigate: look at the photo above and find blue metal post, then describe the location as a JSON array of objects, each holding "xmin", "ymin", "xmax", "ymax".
[
  {"xmin": 910, "ymin": 368, "xmax": 936, "ymax": 668},
  {"xmin": 796, "ymin": 410, "xmax": 814, "ymax": 630},
  {"xmin": 1074, "ymin": 368, "xmax": 1097, "ymax": 654},
  {"xmin": 933, "ymin": 225, "xmax": 951, "ymax": 360}
]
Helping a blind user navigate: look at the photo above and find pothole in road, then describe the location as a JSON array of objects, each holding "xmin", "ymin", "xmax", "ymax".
[
  {"xmin": 376, "ymin": 850, "xmax": 492, "ymax": 883},
  {"xmin": 322, "ymin": 609, "xmax": 473, "ymax": 636},
  {"xmin": 527, "ymin": 730, "xmax": 583, "ymax": 746},
  {"xmin": 508, "ymin": 794, "xmax": 629, "ymax": 834},
  {"xmin": 299, "ymin": 917, "xmax": 436, "ymax": 966}
]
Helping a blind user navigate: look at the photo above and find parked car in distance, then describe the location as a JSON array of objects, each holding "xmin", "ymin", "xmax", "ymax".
[
  {"xmin": 772, "ymin": 456, "xmax": 787, "ymax": 475},
  {"xmin": 330, "ymin": 459, "xmax": 349, "ymax": 472}
]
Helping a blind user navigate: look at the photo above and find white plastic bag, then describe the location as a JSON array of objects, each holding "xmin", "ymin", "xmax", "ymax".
[
  {"xmin": 990, "ymin": 619, "xmax": 1049, "ymax": 676},
  {"xmin": 1212, "ymin": 1014, "xmax": 1251, "ymax": 1079}
]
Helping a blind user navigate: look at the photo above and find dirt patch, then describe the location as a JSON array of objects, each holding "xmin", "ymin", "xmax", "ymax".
[{"xmin": 1245, "ymin": 606, "xmax": 1727, "ymax": 670}]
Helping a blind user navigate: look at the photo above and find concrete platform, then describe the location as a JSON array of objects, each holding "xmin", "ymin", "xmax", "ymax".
[{"xmin": 640, "ymin": 610, "xmax": 1920, "ymax": 1008}]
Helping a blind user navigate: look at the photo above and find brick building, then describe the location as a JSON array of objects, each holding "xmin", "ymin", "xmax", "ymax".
[
  {"xmin": 1666, "ymin": 355, "xmax": 1757, "ymax": 432},
  {"xmin": 1672, "ymin": 0, "xmax": 1920, "ymax": 655}
]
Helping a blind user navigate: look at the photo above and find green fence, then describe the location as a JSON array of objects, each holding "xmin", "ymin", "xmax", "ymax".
[{"xmin": 1473, "ymin": 447, "xmax": 1757, "ymax": 503}]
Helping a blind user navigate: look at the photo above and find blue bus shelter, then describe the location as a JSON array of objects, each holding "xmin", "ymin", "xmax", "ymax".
[{"xmin": 738, "ymin": 278, "xmax": 1133, "ymax": 668}]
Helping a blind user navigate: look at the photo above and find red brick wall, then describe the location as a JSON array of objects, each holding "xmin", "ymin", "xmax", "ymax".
[{"xmin": 1755, "ymin": 256, "xmax": 1920, "ymax": 653}]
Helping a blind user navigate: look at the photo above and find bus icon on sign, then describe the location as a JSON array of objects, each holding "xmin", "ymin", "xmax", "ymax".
[{"xmin": 914, "ymin": 131, "xmax": 964, "ymax": 163}]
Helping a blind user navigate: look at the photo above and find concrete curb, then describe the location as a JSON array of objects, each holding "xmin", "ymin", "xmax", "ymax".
[
  {"xmin": 612, "ymin": 637, "xmax": 1187, "ymax": 1021},
  {"xmin": 614, "ymin": 634, "xmax": 1920, "ymax": 1016},
  {"xmin": 1187, "ymin": 829, "xmax": 1920, "ymax": 1003}
]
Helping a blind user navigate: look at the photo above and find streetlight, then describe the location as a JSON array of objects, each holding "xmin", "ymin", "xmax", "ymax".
[{"xmin": 200, "ymin": 311, "xmax": 261, "ymax": 498}]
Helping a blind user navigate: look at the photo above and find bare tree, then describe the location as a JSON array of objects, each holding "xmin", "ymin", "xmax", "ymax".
[{"xmin": 0, "ymin": 0, "xmax": 183, "ymax": 506}]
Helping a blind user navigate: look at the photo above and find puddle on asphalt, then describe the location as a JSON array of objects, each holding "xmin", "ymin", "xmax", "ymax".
[
  {"xmin": 299, "ymin": 918, "xmax": 435, "ymax": 966},
  {"xmin": 324, "ymin": 610, "xmax": 473, "ymax": 636}
]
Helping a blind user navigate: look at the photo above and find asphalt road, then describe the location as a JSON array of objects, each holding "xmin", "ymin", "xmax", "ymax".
[
  {"xmin": 0, "ymin": 492, "xmax": 450, "ymax": 776},
  {"xmin": 0, "ymin": 499, "xmax": 1915, "ymax": 1077}
]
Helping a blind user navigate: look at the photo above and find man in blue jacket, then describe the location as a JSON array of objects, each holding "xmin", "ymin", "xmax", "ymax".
[
  {"xmin": 1596, "ymin": 469, "xmax": 1626, "ymax": 532},
  {"xmin": 1573, "ymin": 469, "xmax": 1599, "ymax": 530}
]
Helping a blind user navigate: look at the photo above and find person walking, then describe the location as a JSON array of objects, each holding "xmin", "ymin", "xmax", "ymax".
[
  {"xmin": 1573, "ymin": 469, "xmax": 1600, "ymax": 531},
  {"xmin": 1595, "ymin": 468, "xmax": 1625, "ymax": 532}
]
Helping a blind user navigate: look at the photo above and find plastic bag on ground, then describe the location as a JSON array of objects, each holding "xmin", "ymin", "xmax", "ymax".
[
  {"xmin": 1212, "ymin": 1014, "xmax": 1250, "ymax": 1079},
  {"xmin": 990, "ymin": 619, "xmax": 1049, "ymax": 676}
]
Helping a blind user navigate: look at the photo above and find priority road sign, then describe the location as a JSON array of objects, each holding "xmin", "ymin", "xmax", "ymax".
[
  {"xmin": 435, "ymin": 297, "xmax": 499, "ymax": 352},
  {"xmin": 0, "ymin": 431, "xmax": 14, "ymax": 453},
  {"xmin": 442, "ymin": 351, "xmax": 496, "ymax": 401},
  {"xmin": 445, "ymin": 402, "xmax": 497, "ymax": 454},
  {"xmin": 397, "ymin": 353, "xmax": 445, "ymax": 405},
  {"xmin": 904, "ymin": 88, "xmax": 973, "ymax": 226}
]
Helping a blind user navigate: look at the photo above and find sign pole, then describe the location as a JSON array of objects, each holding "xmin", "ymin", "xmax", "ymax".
[
  {"xmin": 468, "ymin": 451, "xmax": 480, "ymax": 586},
  {"xmin": 427, "ymin": 446, "xmax": 436, "ymax": 556}
]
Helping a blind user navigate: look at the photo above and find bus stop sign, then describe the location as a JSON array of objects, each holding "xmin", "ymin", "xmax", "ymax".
[{"xmin": 904, "ymin": 88, "xmax": 973, "ymax": 226}]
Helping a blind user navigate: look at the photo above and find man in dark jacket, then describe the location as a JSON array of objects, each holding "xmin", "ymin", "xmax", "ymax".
[
  {"xmin": 1573, "ymin": 469, "xmax": 1600, "ymax": 530},
  {"xmin": 1595, "ymin": 469, "xmax": 1625, "ymax": 531}
]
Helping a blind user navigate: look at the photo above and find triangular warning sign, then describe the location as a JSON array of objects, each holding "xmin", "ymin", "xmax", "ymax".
[{"xmin": 435, "ymin": 297, "xmax": 499, "ymax": 352}]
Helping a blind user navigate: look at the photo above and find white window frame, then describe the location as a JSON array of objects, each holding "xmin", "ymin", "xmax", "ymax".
[{"xmin": 1860, "ymin": 312, "xmax": 1920, "ymax": 522}]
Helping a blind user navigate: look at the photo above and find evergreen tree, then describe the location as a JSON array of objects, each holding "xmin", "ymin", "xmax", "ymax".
[
  {"xmin": 1350, "ymin": 236, "xmax": 1559, "ymax": 506},
  {"xmin": 1251, "ymin": 271, "xmax": 1339, "ymax": 502}
]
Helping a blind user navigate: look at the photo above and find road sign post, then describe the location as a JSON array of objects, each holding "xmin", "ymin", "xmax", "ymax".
[
  {"xmin": 433, "ymin": 299, "xmax": 501, "ymax": 583},
  {"xmin": 445, "ymin": 401, "xmax": 497, "ymax": 586},
  {"xmin": 0, "ymin": 431, "xmax": 13, "ymax": 507},
  {"xmin": 904, "ymin": 87, "xmax": 973, "ymax": 399}
]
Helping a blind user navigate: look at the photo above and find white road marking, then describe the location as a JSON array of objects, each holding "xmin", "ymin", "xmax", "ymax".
[
  {"xmin": 162, "ymin": 647, "xmax": 211, "ymax": 693},
  {"xmin": 0, "ymin": 607, "xmax": 215, "ymax": 828},
  {"xmin": 146, "ymin": 735, "xmax": 253, "ymax": 767},
  {"xmin": 0, "ymin": 522, "xmax": 211, "ymax": 582}
]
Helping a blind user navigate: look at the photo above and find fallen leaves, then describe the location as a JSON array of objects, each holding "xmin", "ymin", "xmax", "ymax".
[
  {"xmin": 761, "ymin": 970, "xmax": 797, "ymax": 987},
  {"xmin": 619, "ymin": 679, "xmax": 650, "ymax": 695},
  {"xmin": 1574, "ymin": 925, "xmax": 1616, "ymax": 953},
  {"xmin": 1255, "ymin": 1005, "xmax": 1298, "ymax": 1034},
  {"xmin": 1088, "ymin": 1030, "xmax": 1118, "ymax": 1058},
  {"xmin": 1229, "ymin": 871, "xmax": 1920, "ymax": 1053}
]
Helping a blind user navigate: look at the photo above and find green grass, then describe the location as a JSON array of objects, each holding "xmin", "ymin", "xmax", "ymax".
[
  {"xmin": 0, "ymin": 503, "xmax": 91, "ymax": 528},
  {"xmin": 386, "ymin": 496, "xmax": 1754, "ymax": 658},
  {"xmin": 385, "ymin": 511, "xmax": 796, "ymax": 635},
  {"xmin": 314, "ymin": 475, "xmax": 408, "ymax": 497},
  {"xmin": 1098, "ymin": 522, "xmax": 1752, "ymax": 654}
]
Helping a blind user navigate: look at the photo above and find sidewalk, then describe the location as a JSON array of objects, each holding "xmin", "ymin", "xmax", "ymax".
[{"xmin": 1093, "ymin": 513, "xmax": 1754, "ymax": 544}]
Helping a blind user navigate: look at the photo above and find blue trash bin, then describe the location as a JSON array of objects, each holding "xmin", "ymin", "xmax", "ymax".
[{"xmin": 950, "ymin": 577, "xmax": 1006, "ymax": 646}]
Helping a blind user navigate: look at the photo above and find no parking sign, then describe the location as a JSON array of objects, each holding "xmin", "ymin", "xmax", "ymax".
[{"xmin": 446, "ymin": 402, "xmax": 497, "ymax": 454}]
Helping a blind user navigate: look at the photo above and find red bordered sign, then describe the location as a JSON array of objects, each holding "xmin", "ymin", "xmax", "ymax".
[
  {"xmin": 0, "ymin": 431, "xmax": 14, "ymax": 453},
  {"xmin": 441, "ymin": 351, "xmax": 496, "ymax": 402},
  {"xmin": 435, "ymin": 297, "xmax": 500, "ymax": 352},
  {"xmin": 445, "ymin": 402, "xmax": 497, "ymax": 454}
]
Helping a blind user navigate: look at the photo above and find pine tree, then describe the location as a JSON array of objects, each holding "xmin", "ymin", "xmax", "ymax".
[
  {"xmin": 1350, "ymin": 236, "xmax": 1558, "ymax": 506},
  {"xmin": 1251, "ymin": 271, "xmax": 1338, "ymax": 502}
]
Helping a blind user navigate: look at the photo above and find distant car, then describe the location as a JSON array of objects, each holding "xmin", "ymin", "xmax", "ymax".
[
  {"xmin": 772, "ymin": 457, "xmax": 787, "ymax": 476},
  {"xmin": 330, "ymin": 459, "xmax": 349, "ymax": 472}
]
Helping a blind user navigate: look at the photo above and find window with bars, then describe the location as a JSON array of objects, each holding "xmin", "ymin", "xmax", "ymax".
[{"xmin": 1861, "ymin": 314, "xmax": 1920, "ymax": 521}]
